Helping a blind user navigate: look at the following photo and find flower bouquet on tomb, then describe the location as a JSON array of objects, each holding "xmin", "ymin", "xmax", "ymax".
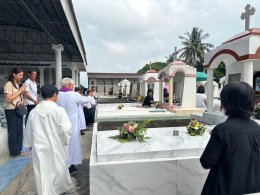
[
  {"xmin": 117, "ymin": 103, "xmax": 124, "ymax": 109},
  {"xmin": 153, "ymin": 102, "xmax": 160, "ymax": 109},
  {"xmin": 137, "ymin": 95, "xmax": 145, "ymax": 103},
  {"xmin": 186, "ymin": 120, "xmax": 206, "ymax": 136},
  {"xmin": 109, "ymin": 120, "xmax": 151, "ymax": 143}
]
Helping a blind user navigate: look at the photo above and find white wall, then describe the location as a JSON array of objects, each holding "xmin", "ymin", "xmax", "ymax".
[
  {"xmin": 182, "ymin": 77, "xmax": 196, "ymax": 108},
  {"xmin": 80, "ymin": 71, "xmax": 88, "ymax": 87}
]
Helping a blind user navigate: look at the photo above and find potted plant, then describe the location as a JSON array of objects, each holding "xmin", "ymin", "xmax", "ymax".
[{"xmin": 255, "ymin": 104, "xmax": 260, "ymax": 119}]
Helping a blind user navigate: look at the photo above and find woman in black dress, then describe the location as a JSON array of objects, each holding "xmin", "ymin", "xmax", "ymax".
[
  {"xmin": 200, "ymin": 82, "xmax": 260, "ymax": 195},
  {"xmin": 142, "ymin": 89, "xmax": 155, "ymax": 107}
]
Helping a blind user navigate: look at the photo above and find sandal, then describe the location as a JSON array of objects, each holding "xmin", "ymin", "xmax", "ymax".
[{"xmin": 19, "ymin": 151, "xmax": 26, "ymax": 157}]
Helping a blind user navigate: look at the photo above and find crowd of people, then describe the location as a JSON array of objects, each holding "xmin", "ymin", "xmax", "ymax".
[
  {"xmin": 4, "ymin": 67, "xmax": 96, "ymax": 194},
  {"xmin": 4, "ymin": 67, "xmax": 260, "ymax": 195}
]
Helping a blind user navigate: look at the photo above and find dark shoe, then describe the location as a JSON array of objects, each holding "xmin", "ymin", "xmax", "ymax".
[
  {"xmin": 80, "ymin": 131, "xmax": 85, "ymax": 135},
  {"xmin": 69, "ymin": 165, "xmax": 78, "ymax": 174}
]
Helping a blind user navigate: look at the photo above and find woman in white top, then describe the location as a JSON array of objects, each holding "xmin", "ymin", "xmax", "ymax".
[
  {"xmin": 196, "ymin": 85, "xmax": 207, "ymax": 111},
  {"xmin": 83, "ymin": 90, "xmax": 96, "ymax": 126}
]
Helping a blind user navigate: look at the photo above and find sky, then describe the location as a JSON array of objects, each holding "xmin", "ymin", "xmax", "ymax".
[{"xmin": 73, "ymin": 0, "xmax": 260, "ymax": 73}]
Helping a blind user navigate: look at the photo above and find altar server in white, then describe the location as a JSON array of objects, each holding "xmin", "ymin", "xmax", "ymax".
[
  {"xmin": 24, "ymin": 84, "xmax": 73, "ymax": 195},
  {"xmin": 57, "ymin": 78, "xmax": 91, "ymax": 173},
  {"xmin": 75, "ymin": 87, "xmax": 87, "ymax": 135}
]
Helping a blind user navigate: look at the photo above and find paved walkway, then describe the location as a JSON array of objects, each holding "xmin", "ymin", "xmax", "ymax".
[{"xmin": 16, "ymin": 126, "xmax": 93, "ymax": 195}]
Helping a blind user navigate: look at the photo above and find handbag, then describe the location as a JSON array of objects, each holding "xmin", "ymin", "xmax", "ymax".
[
  {"xmin": 14, "ymin": 101, "xmax": 28, "ymax": 117},
  {"xmin": 11, "ymin": 95, "xmax": 28, "ymax": 118}
]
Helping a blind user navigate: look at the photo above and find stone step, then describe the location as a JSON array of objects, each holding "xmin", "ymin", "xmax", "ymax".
[{"xmin": 0, "ymin": 157, "xmax": 32, "ymax": 195}]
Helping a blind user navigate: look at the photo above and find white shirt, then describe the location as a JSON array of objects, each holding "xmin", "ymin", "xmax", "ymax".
[
  {"xmin": 196, "ymin": 93, "xmax": 207, "ymax": 110},
  {"xmin": 84, "ymin": 96, "xmax": 96, "ymax": 109},
  {"xmin": 24, "ymin": 79, "xmax": 38, "ymax": 105}
]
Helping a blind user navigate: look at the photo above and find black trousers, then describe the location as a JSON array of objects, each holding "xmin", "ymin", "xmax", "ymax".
[
  {"xmin": 83, "ymin": 107, "xmax": 95, "ymax": 126},
  {"xmin": 25, "ymin": 105, "xmax": 36, "ymax": 125},
  {"xmin": 5, "ymin": 109, "xmax": 23, "ymax": 157}
]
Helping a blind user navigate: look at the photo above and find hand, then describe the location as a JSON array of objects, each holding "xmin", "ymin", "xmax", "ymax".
[
  {"xmin": 34, "ymin": 99, "xmax": 40, "ymax": 105},
  {"xmin": 19, "ymin": 84, "xmax": 26, "ymax": 93}
]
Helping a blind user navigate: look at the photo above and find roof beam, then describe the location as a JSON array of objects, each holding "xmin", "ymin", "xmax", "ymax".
[{"xmin": 19, "ymin": 0, "xmax": 56, "ymax": 43}]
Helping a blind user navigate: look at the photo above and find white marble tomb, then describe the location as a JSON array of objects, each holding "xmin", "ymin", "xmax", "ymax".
[
  {"xmin": 95, "ymin": 103, "xmax": 177, "ymax": 122},
  {"xmin": 90, "ymin": 124, "xmax": 213, "ymax": 195}
]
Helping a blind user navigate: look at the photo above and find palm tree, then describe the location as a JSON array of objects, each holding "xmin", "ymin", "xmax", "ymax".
[
  {"xmin": 165, "ymin": 54, "xmax": 174, "ymax": 64},
  {"xmin": 179, "ymin": 27, "xmax": 214, "ymax": 67}
]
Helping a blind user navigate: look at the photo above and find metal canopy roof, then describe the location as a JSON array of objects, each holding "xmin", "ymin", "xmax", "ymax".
[{"xmin": 0, "ymin": 0, "xmax": 87, "ymax": 70}]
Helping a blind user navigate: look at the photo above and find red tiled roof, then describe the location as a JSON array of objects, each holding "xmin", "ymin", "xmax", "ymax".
[{"xmin": 147, "ymin": 69, "xmax": 157, "ymax": 73}]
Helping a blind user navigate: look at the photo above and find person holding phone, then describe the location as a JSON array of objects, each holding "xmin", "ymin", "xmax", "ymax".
[{"xmin": 4, "ymin": 68, "xmax": 26, "ymax": 157}]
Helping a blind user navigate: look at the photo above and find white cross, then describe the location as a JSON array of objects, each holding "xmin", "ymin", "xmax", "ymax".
[{"xmin": 241, "ymin": 4, "xmax": 256, "ymax": 30}]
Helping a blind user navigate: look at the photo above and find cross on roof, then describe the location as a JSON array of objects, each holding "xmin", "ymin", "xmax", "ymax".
[
  {"xmin": 241, "ymin": 4, "xmax": 256, "ymax": 31},
  {"xmin": 173, "ymin": 46, "xmax": 179, "ymax": 61}
]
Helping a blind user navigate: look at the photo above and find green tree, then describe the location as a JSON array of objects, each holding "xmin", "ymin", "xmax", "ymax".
[
  {"xmin": 179, "ymin": 27, "xmax": 214, "ymax": 67},
  {"xmin": 195, "ymin": 61, "xmax": 204, "ymax": 72},
  {"xmin": 165, "ymin": 54, "xmax": 174, "ymax": 64},
  {"xmin": 137, "ymin": 62, "xmax": 167, "ymax": 74},
  {"xmin": 213, "ymin": 62, "xmax": 226, "ymax": 83}
]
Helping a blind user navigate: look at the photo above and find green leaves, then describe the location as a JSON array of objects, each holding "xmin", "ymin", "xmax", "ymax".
[
  {"xmin": 179, "ymin": 26, "xmax": 214, "ymax": 67},
  {"xmin": 137, "ymin": 62, "xmax": 167, "ymax": 74},
  {"xmin": 213, "ymin": 62, "xmax": 226, "ymax": 83},
  {"xmin": 186, "ymin": 120, "xmax": 206, "ymax": 136}
]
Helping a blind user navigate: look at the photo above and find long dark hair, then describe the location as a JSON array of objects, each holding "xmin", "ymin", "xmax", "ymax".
[
  {"xmin": 147, "ymin": 89, "xmax": 154, "ymax": 96},
  {"xmin": 197, "ymin": 85, "xmax": 205, "ymax": 94},
  {"xmin": 8, "ymin": 68, "xmax": 23, "ymax": 89}
]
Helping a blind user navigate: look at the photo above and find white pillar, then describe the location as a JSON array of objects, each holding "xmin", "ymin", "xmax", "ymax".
[
  {"xmin": 169, "ymin": 77, "xmax": 173, "ymax": 106},
  {"xmin": 75, "ymin": 70, "xmax": 79, "ymax": 87},
  {"xmin": 243, "ymin": 60, "xmax": 254, "ymax": 86},
  {"xmin": 207, "ymin": 68, "xmax": 214, "ymax": 112},
  {"xmin": 39, "ymin": 67, "xmax": 45, "ymax": 87},
  {"xmin": 159, "ymin": 80, "xmax": 163, "ymax": 102},
  {"xmin": 144, "ymin": 82, "xmax": 147, "ymax": 96},
  {"xmin": 78, "ymin": 72, "xmax": 80, "ymax": 86},
  {"xmin": 48, "ymin": 68, "xmax": 53, "ymax": 84},
  {"xmin": 52, "ymin": 44, "xmax": 64, "ymax": 88},
  {"xmin": 71, "ymin": 67, "xmax": 76, "ymax": 83}
]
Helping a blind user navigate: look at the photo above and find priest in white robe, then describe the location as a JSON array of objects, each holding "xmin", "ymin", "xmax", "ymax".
[
  {"xmin": 24, "ymin": 84, "xmax": 73, "ymax": 195},
  {"xmin": 75, "ymin": 87, "xmax": 87, "ymax": 134},
  {"xmin": 57, "ymin": 77, "xmax": 91, "ymax": 173},
  {"xmin": 78, "ymin": 104, "xmax": 86, "ymax": 131}
]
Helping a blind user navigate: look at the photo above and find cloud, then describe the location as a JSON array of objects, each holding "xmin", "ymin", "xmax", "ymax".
[{"xmin": 73, "ymin": 0, "xmax": 260, "ymax": 73}]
